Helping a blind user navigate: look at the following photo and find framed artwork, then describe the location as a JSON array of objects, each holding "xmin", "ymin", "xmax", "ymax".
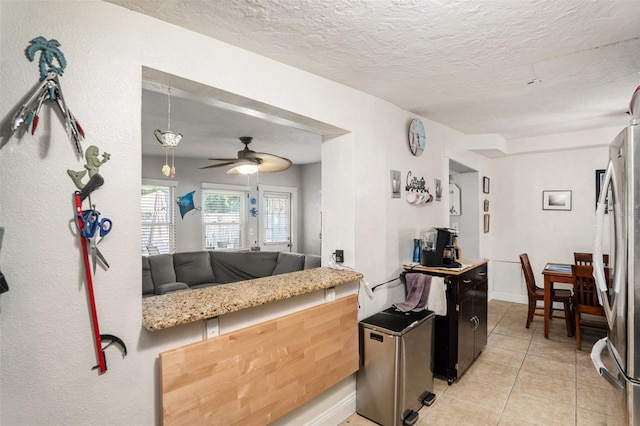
[
  {"xmin": 390, "ymin": 170, "xmax": 401, "ymax": 198},
  {"xmin": 435, "ymin": 178, "xmax": 442, "ymax": 201},
  {"xmin": 483, "ymin": 199, "xmax": 489, "ymax": 212},
  {"xmin": 449, "ymin": 183, "xmax": 461, "ymax": 216},
  {"xmin": 483, "ymin": 177, "xmax": 490, "ymax": 194},
  {"xmin": 483, "ymin": 214, "xmax": 490, "ymax": 233},
  {"xmin": 543, "ymin": 190, "xmax": 572, "ymax": 211},
  {"xmin": 595, "ymin": 169, "xmax": 609, "ymax": 212}
]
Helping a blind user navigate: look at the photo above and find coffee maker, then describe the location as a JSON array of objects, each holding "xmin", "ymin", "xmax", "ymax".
[{"xmin": 420, "ymin": 227, "xmax": 461, "ymax": 268}]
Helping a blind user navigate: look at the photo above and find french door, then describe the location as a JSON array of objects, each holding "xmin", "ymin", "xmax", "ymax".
[{"xmin": 258, "ymin": 185, "xmax": 297, "ymax": 252}]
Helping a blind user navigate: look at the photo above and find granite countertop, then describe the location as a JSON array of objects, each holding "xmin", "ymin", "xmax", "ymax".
[
  {"xmin": 142, "ymin": 267, "xmax": 363, "ymax": 331},
  {"xmin": 402, "ymin": 258, "xmax": 488, "ymax": 276}
]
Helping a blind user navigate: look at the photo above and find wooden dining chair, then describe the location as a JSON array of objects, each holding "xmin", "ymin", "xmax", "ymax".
[
  {"xmin": 572, "ymin": 264, "xmax": 609, "ymax": 350},
  {"xmin": 519, "ymin": 253, "xmax": 574, "ymax": 336},
  {"xmin": 574, "ymin": 252, "xmax": 609, "ymax": 266}
]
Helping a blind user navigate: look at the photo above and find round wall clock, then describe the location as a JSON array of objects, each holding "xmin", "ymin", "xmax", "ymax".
[{"xmin": 408, "ymin": 118, "xmax": 425, "ymax": 156}]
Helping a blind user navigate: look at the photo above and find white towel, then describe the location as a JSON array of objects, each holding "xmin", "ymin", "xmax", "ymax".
[{"xmin": 427, "ymin": 276, "xmax": 447, "ymax": 316}]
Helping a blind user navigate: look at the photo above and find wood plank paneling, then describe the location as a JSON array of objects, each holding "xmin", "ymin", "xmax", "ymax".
[{"xmin": 160, "ymin": 295, "xmax": 358, "ymax": 426}]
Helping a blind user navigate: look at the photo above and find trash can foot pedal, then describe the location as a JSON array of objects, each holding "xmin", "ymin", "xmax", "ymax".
[
  {"xmin": 420, "ymin": 391, "xmax": 436, "ymax": 406},
  {"xmin": 402, "ymin": 410, "xmax": 419, "ymax": 426}
]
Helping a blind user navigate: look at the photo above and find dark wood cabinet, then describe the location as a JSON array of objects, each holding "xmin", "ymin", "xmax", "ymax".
[
  {"xmin": 404, "ymin": 261, "xmax": 488, "ymax": 385},
  {"xmin": 455, "ymin": 267, "xmax": 487, "ymax": 379}
]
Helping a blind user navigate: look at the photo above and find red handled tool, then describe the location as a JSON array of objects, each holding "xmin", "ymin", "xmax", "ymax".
[{"xmin": 73, "ymin": 174, "xmax": 126, "ymax": 374}]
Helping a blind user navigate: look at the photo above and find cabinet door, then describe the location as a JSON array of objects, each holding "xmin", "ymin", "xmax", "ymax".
[
  {"xmin": 433, "ymin": 275, "xmax": 460, "ymax": 382},
  {"xmin": 473, "ymin": 280, "xmax": 488, "ymax": 356},
  {"xmin": 457, "ymin": 288, "xmax": 475, "ymax": 376}
]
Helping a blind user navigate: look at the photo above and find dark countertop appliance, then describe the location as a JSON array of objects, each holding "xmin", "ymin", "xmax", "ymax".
[{"xmin": 420, "ymin": 227, "xmax": 460, "ymax": 268}]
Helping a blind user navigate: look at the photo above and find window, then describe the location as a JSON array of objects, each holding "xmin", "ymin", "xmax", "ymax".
[
  {"xmin": 201, "ymin": 184, "xmax": 249, "ymax": 250},
  {"xmin": 141, "ymin": 180, "xmax": 177, "ymax": 255},
  {"xmin": 262, "ymin": 191, "xmax": 291, "ymax": 246}
]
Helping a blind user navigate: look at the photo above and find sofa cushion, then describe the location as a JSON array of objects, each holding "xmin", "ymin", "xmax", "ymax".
[
  {"xmin": 155, "ymin": 282, "xmax": 189, "ymax": 295},
  {"xmin": 142, "ymin": 256, "xmax": 155, "ymax": 295},
  {"xmin": 174, "ymin": 251, "xmax": 215, "ymax": 286},
  {"xmin": 272, "ymin": 252, "xmax": 306, "ymax": 275},
  {"xmin": 189, "ymin": 282, "xmax": 218, "ymax": 290},
  {"xmin": 148, "ymin": 254, "xmax": 177, "ymax": 285},
  {"xmin": 304, "ymin": 254, "xmax": 321, "ymax": 269},
  {"xmin": 209, "ymin": 251, "xmax": 279, "ymax": 283}
]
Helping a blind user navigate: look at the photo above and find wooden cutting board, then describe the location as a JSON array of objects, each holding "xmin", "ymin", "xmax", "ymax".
[{"xmin": 160, "ymin": 294, "xmax": 358, "ymax": 425}]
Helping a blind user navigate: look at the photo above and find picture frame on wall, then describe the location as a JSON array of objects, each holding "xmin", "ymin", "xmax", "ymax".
[
  {"xmin": 483, "ymin": 177, "xmax": 490, "ymax": 194},
  {"xmin": 483, "ymin": 199, "xmax": 489, "ymax": 212},
  {"xmin": 483, "ymin": 214, "xmax": 490, "ymax": 233},
  {"xmin": 595, "ymin": 169, "xmax": 610, "ymax": 213},
  {"xmin": 542, "ymin": 190, "xmax": 572, "ymax": 211},
  {"xmin": 449, "ymin": 183, "xmax": 461, "ymax": 216},
  {"xmin": 390, "ymin": 170, "xmax": 401, "ymax": 198},
  {"xmin": 435, "ymin": 178, "xmax": 443, "ymax": 201}
]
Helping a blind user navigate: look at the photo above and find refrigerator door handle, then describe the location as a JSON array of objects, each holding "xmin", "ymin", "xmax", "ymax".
[
  {"xmin": 591, "ymin": 338, "xmax": 625, "ymax": 390},
  {"xmin": 594, "ymin": 161, "xmax": 621, "ymax": 327}
]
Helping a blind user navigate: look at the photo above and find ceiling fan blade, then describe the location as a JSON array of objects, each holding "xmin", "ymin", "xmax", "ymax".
[
  {"xmin": 224, "ymin": 157, "xmax": 263, "ymax": 174},
  {"xmin": 248, "ymin": 152, "xmax": 293, "ymax": 173},
  {"xmin": 203, "ymin": 137, "xmax": 292, "ymax": 173},
  {"xmin": 199, "ymin": 161, "xmax": 236, "ymax": 169}
]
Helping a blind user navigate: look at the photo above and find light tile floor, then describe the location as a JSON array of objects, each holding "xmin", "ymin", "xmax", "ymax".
[{"xmin": 341, "ymin": 300, "xmax": 612, "ymax": 426}]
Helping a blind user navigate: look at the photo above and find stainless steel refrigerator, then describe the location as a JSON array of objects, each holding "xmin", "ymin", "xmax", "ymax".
[{"xmin": 591, "ymin": 85, "xmax": 640, "ymax": 425}]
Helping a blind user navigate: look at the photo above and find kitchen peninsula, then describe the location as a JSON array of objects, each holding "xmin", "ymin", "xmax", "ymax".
[
  {"xmin": 142, "ymin": 266, "xmax": 362, "ymax": 331},
  {"xmin": 144, "ymin": 266, "xmax": 363, "ymax": 425}
]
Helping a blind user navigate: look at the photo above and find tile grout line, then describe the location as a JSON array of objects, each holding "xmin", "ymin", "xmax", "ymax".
[
  {"xmin": 483, "ymin": 302, "xmax": 516, "ymax": 425},
  {"xmin": 496, "ymin": 306, "xmax": 536, "ymax": 425}
]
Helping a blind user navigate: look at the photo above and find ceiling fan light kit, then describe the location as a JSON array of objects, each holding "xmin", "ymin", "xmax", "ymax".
[
  {"xmin": 229, "ymin": 162, "xmax": 260, "ymax": 175},
  {"xmin": 201, "ymin": 136, "xmax": 292, "ymax": 174}
]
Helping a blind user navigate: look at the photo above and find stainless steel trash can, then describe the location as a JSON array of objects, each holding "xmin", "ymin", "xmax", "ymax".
[{"xmin": 356, "ymin": 307, "xmax": 435, "ymax": 426}]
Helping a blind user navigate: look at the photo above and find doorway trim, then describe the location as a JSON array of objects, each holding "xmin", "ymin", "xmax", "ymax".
[{"xmin": 258, "ymin": 184, "xmax": 298, "ymax": 253}]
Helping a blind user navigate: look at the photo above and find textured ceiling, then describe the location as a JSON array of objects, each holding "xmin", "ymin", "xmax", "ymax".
[{"xmin": 111, "ymin": 0, "xmax": 640, "ymax": 157}]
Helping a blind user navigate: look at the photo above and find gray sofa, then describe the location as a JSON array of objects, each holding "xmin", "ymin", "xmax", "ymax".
[{"xmin": 142, "ymin": 250, "xmax": 321, "ymax": 297}]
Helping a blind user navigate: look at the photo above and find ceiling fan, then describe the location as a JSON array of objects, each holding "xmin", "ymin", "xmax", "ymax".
[{"xmin": 200, "ymin": 136, "xmax": 292, "ymax": 175}]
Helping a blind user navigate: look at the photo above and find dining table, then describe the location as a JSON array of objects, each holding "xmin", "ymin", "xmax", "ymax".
[{"xmin": 541, "ymin": 263, "xmax": 574, "ymax": 339}]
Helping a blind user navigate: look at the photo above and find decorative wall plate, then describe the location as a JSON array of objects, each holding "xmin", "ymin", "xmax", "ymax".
[{"xmin": 408, "ymin": 118, "xmax": 425, "ymax": 156}]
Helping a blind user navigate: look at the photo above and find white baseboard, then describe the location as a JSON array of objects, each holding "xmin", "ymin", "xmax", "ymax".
[
  {"xmin": 304, "ymin": 391, "xmax": 356, "ymax": 426},
  {"xmin": 489, "ymin": 291, "xmax": 527, "ymax": 305}
]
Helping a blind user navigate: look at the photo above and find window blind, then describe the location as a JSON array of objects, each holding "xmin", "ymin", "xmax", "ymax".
[
  {"xmin": 201, "ymin": 187, "xmax": 249, "ymax": 250},
  {"xmin": 141, "ymin": 183, "xmax": 176, "ymax": 255},
  {"xmin": 262, "ymin": 191, "xmax": 291, "ymax": 245}
]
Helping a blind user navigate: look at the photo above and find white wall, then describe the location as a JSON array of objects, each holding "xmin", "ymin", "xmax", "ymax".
[
  {"xmin": 0, "ymin": 2, "xmax": 491, "ymax": 424},
  {"xmin": 300, "ymin": 162, "xmax": 322, "ymax": 255},
  {"xmin": 490, "ymin": 140, "xmax": 613, "ymax": 302}
]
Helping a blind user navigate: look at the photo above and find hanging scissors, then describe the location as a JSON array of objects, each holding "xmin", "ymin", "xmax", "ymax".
[
  {"xmin": 75, "ymin": 210, "xmax": 112, "ymax": 273},
  {"xmin": 78, "ymin": 210, "xmax": 112, "ymax": 239}
]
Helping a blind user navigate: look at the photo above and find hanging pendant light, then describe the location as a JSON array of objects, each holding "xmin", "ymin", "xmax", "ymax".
[{"xmin": 154, "ymin": 87, "xmax": 182, "ymax": 178}]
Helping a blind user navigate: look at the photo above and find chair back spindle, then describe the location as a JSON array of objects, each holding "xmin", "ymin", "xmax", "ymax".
[
  {"xmin": 573, "ymin": 252, "xmax": 609, "ymax": 267},
  {"xmin": 571, "ymin": 264, "xmax": 608, "ymax": 350}
]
